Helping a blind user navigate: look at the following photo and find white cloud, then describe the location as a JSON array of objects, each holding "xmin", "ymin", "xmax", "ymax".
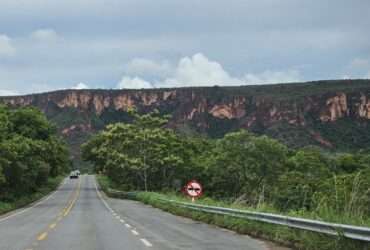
[
  {"xmin": 0, "ymin": 1, "xmax": 369, "ymax": 95},
  {"xmin": 30, "ymin": 29, "xmax": 59, "ymax": 42},
  {"xmin": 0, "ymin": 89, "xmax": 19, "ymax": 96},
  {"xmin": 0, "ymin": 34, "xmax": 16, "ymax": 57},
  {"xmin": 72, "ymin": 82, "xmax": 89, "ymax": 89},
  {"xmin": 345, "ymin": 58, "xmax": 370, "ymax": 79},
  {"xmin": 164, "ymin": 53, "xmax": 243, "ymax": 86},
  {"xmin": 244, "ymin": 70, "xmax": 301, "ymax": 84},
  {"xmin": 117, "ymin": 76, "xmax": 153, "ymax": 89},
  {"xmin": 124, "ymin": 58, "xmax": 172, "ymax": 77},
  {"xmin": 349, "ymin": 58, "xmax": 369, "ymax": 69},
  {"xmin": 117, "ymin": 53, "xmax": 301, "ymax": 88}
]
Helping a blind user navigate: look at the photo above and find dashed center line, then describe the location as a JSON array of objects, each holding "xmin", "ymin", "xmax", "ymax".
[
  {"xmin": 26, "ymin": 178, "xmax": 82, "ymax": 250},
  {"xmin": 120, "ymin": 219, "xmax": 125, "ymax": 223},
  {"xmin": 125, "ymin": 223, "xmax": 132, "ymax": 228},
  {"xmin": 37, "ymin": 232, "xmax": 48, "ymax": 241},
  {"xmin": 131, "ymin": 230, "xmax": 139, "ymax": 236},
  {"xmin": 140, "ymin": 238, "xmax": 153, "ymax": 247}
]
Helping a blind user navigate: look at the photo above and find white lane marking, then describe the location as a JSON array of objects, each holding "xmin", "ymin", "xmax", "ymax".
[
  {"xmin": 140, "ymin": 238, "xmax": 153, "ymax": 247},
  {"xmin": 37, "ymin": 232, "xmax": 48, "ymax": 241},
  {"xmin": 93, "ymin": 177, "xmax": 151, "ymax": 246},
  {"xmin": 131, "ymin": 230, "xmax": 139, "ymax": 236},
  {"xmin": 94, "ymin": 180, "xmax": 114, "ymax": 212},
  {"xmin": 0, "ymin": 178, "xmax": 68, "ymax": 223},
  {"xmin": 115, "ymin": 215, "xmax": 120, "ymax": 219}
]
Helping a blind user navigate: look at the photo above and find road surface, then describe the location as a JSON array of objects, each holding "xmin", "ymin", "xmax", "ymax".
[{"xmin": 0, "ymin": 175, "xmax": 276, "ymax": 250}]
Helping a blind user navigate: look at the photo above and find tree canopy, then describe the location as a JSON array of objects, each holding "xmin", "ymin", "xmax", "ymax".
[
  {"xmin": 83, "ymin": 110, "xmax": 370, "ymax": 220},
  {"xmin": 82, "ymin": 110, "xmax": 196, "ymax": 191},
  {"xmin": 0, "ymin": 106, "xmax": 70, "ymax": 200}
]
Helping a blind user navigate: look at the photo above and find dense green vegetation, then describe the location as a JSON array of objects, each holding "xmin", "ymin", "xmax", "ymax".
[
  {"xmin": 0, "ymin": 105, "xmax": 70, "ymax": 213},
  {"xmin": 0, "ymin": 176, "xmax": 64, "ymax": 215},
  {"xmin": 85, "ymin": 110, "xmax": 370, "ymax": 249},
  {"xmin": 82, "ymin": 110, "xmax": 197, "ymax": 191},
  {"xmin": 312, "ymin": 118, "xmax": 370, "ymax": 151}
]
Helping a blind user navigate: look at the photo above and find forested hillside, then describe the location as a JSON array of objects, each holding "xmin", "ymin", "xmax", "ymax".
[{"xmin": 1, "ymin": 79, "xmax": 370, "ymax": 167}]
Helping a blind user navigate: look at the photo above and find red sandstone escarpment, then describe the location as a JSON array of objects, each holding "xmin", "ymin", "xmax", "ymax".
[{"xmin": 1, "ymin": 80, "xmax": 370, "ymax": 148}]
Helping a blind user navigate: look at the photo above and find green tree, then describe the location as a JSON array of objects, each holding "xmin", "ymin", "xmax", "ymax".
[
  {"xmin": 273, "ymin": 147, "xmax": 332, "ymax": 210},
  {"xmin": 9, "ymin": 107, "xmax": 55, "ymax": 140},
  {"xmin": 0, "ymin": 106, "xmax": 70, "ymax": 200},
  {"xmin": 82, "ymin": 110, "xmax": 192, "ymax": 191},
  {"xmin": 206, "ymin": 130, "xmax": 288, "ymax": 205},
  {"xmin": 0, "ymin": 166, "xmax": 5, "ymax": 185},
  {"xmin": 336, "ymin": 153, "xmax": 364, "ymax": 173}
]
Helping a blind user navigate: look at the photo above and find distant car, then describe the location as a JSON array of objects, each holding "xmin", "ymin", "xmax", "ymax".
[
  {"xmin": 70, "ymin": 171, "xmax": 79, "ymax": 179},
  {"xmin": 75, "ymin": 170, "xmax": 81, "ymax": 175}
]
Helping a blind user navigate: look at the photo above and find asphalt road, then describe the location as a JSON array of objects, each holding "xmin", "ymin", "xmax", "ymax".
[{"xmin": 0, "ymin": 175, "xmax": 275, "ymax": 250}]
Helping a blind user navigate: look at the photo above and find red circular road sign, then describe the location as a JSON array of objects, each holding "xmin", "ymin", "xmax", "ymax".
[{"xmin": 185, "ymin": 180, "xmax": 203, "ymax": 198}]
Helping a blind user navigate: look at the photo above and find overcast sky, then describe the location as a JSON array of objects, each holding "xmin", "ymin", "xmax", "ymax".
[{"xmin": 0, "ymin": 0, "xmax": 369, "ymax": 95}]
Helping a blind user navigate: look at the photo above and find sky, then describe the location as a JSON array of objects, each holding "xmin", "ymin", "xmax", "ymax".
[{"xmin": 0, "ymin": 0, "xmax": 369, "ymax": 95}]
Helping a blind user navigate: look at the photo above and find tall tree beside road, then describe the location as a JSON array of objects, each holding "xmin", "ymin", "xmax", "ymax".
[
  {"xmin": 82, "ymin": 110, "xmax": 193, "ymax": 191},
  {"xmin": 0, "ymin": 106, "xmax": 70, "ymax": 200},
  {"xmin": 204, "ymin": 131, "xmax": 289, "ymax": 204}
]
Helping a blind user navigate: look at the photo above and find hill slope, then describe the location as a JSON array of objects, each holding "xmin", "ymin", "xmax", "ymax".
[{"xmin": 1, "ymin": 79, "xmax": 370, "ymax": 165}]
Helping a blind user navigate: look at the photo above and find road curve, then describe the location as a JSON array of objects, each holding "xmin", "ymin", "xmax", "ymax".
[{"xmin": 0, "ymin": 175, "xmax": 273, "ymax": 250}]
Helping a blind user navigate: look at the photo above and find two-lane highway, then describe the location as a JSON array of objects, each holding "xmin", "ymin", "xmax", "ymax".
[
  {"xmin": 0, "ymin": 177, "xmax": 80, "ymax": 250},
  {"xmin": 0, "ymin": 175, "xmax": 280, "ymax": 250}
]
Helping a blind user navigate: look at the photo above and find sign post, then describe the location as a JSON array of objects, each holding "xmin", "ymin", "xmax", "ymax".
[{"xmin": 184, "ymin": 180, "xmax": 203, "ymax": 202}]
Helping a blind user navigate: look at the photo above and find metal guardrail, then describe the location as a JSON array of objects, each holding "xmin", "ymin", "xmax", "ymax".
[
  {"xmin": 106, "ymin": 188, "xmax": 370, "ymax": 242},
  {"xmin": 160, "ymin": 199, "xmax": 370, "ymax": 242},
  {"xmin": 106, "ymin": 188, "xmax": 137, "ymax": 199}
]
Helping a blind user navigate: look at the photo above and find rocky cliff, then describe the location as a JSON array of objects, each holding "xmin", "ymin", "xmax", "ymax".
[{"xmin": 1, "ymin": 79, "xmax": 370, "ymax": 163}]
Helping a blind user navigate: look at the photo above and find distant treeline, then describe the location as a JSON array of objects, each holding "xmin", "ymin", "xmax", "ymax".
[
  {"xmin": 82, "ymin": 110, "xmax": 370, "ymax": 221},
  {"xmin": 0, "ymin": 106, "xmax": 70, "ymax": 201}
]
